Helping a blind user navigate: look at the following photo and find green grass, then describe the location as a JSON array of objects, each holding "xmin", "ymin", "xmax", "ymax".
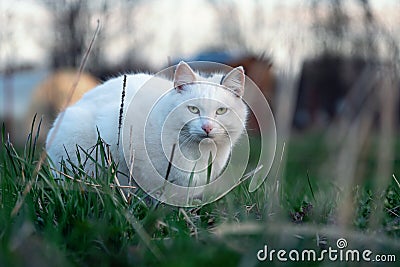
[{"xmin": 1, "ymin": 122, "xmax": 400, "ymax": 266}]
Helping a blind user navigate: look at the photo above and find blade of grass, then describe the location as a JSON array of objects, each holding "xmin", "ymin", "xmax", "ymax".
[
  {"xmin": 117, "ymin": 74, "xmax": 127, "ymax": 148},
  {"xmin": 165, "ymin": 144, "xmax": 176, "ymax": 182},
  {"xmin": 25, "ymin": 113, "xmax": 36, "ymax": 161},
  {"xmin": 124, "ymin": 211, "xmax": 164, "ymax": 261},
  {"xmin": 186, "ymin": 163, "xmax": 197, "ymax": 205},
  {"xmin": 392, "ymin": 174, "xmax": 400, "ymax": 190},
  {"xmin": 31, "ymin": 115, "xmax": 43, "ymax": 164},
  {"xmin": 206, "ymin": 151, "xmax": 213, "ymax": 185},
  {"xmin": 307, "ymin": 171, "xmax": 316, "ymax": 202}
]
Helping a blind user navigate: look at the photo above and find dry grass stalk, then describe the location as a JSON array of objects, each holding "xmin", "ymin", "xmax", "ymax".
[
  {"xmin": 320, "ymin": 65, "xmax": 379, "ymax": 227},
  {"xmin": 10, "ymin": 21, "xmax": 101, "ymax": 217},
  {"xmin": 370, "ymin": 65, "xmax": 399, "ymax": 229},
  {"xmin": 52, "ymin": 168, "xmax": 136, "ymax": 191},
  {"xmin": 179, "ymin": 208, "xmax": 198, "ymax": 238}
]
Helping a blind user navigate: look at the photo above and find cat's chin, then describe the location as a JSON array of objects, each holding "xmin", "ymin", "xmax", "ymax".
[
  {"xmin": 201, "ymin": 136, "xmax": 214, "ymax": 143},
  {"xmin": 188, "ymin": 135, "xmax": 210, "ymax": 144},
  {"xmin": 185, "ymin": 135, "xmax": 218, "ymax": 146}
]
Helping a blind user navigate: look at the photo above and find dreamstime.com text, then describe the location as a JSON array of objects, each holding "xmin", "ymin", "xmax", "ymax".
[{"xmin": 257, "ymin": 238, "xmax": 396, "ymax": 263}]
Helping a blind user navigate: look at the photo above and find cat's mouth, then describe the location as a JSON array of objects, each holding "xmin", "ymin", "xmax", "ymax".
[
  {"xmin": 199, "ymin": 132, "xmax": 214, "ymax": 139},
  {"xmin": 179, "ymin": 125, "xmax": 230, "ymax": 147},
  {"xmin": 189, "ymin": 130, "xmax": 227, "ymax": 142},
  {"xmin": 179, "ymin": 126, "xmax": 212, "ymax": 144},
  {"xmin": 190, "ymin": 132, "xmax": 215, "ymax": 142}
]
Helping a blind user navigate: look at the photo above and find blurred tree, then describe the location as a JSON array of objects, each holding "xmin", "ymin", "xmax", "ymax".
[
  {"xmin": 295, "ymin": 0, "xmax": 400, "ymax": 129},
  {"xmin": 207, "ymin": 0, "xmax": 266, "ymax": 52},
  {"xmin": 44, "ymin": 0, "xmax": 93, "ymax": 69},
  {"xmin": 42, "ymin": 0, "xmax": 148, "ymax": 78}
]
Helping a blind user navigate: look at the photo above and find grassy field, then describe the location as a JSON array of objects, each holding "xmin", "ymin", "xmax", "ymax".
[{"xmin": 1, "ymin": 119, "xmax": 399, "ymax": 267}]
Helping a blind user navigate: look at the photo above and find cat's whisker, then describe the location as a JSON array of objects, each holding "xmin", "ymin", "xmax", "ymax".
[
  {"xmin": 179, "ymin": 134, "xmax": 197, "ymax": 148},
  {"xmin": 179, "ymin": 137, "xmax": 192, "ymax": 148}
]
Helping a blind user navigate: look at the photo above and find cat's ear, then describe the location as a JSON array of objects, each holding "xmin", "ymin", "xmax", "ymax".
[
  {"xmin": 174, "ymin": 61, "xmax": 197, "ymax": 91},
  {"xmin": 221, "ymin": 66, "xmax": 245, "ymax": 97}
]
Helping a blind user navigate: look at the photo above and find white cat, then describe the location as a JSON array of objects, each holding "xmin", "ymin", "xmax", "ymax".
[{"xmin": 46, "ymin": 62, "xmax": 248, "ymax": 191}]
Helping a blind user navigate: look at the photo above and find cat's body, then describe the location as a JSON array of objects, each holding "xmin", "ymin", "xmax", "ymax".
[{"xmin": 46, "ymin": 62, "xmax": 248, "ymax": 190}]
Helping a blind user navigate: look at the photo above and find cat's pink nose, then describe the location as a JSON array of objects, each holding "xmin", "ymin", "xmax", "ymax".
[{"xmin": 202, "ymin": 124, "xmax": 213, "ymax": 134}]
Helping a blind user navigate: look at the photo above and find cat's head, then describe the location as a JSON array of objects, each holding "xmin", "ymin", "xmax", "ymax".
[{"xmin": 165, "ymin": 61, "xmax": 248, "ymax": 146}]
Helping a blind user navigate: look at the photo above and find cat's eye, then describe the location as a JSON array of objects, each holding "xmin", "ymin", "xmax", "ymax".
[
  {"xmin": 216, "ymin": 107, "xmax": 228, "ymax": 115},
  {"xmin": 187, "ymin": 106, "xmax": 200, "ymax": 114}
]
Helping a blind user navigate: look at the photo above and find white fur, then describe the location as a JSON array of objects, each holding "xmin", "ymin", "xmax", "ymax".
[{"xmin": 46, "ymin": 63, "xmax": 248, "ymax": 188}]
